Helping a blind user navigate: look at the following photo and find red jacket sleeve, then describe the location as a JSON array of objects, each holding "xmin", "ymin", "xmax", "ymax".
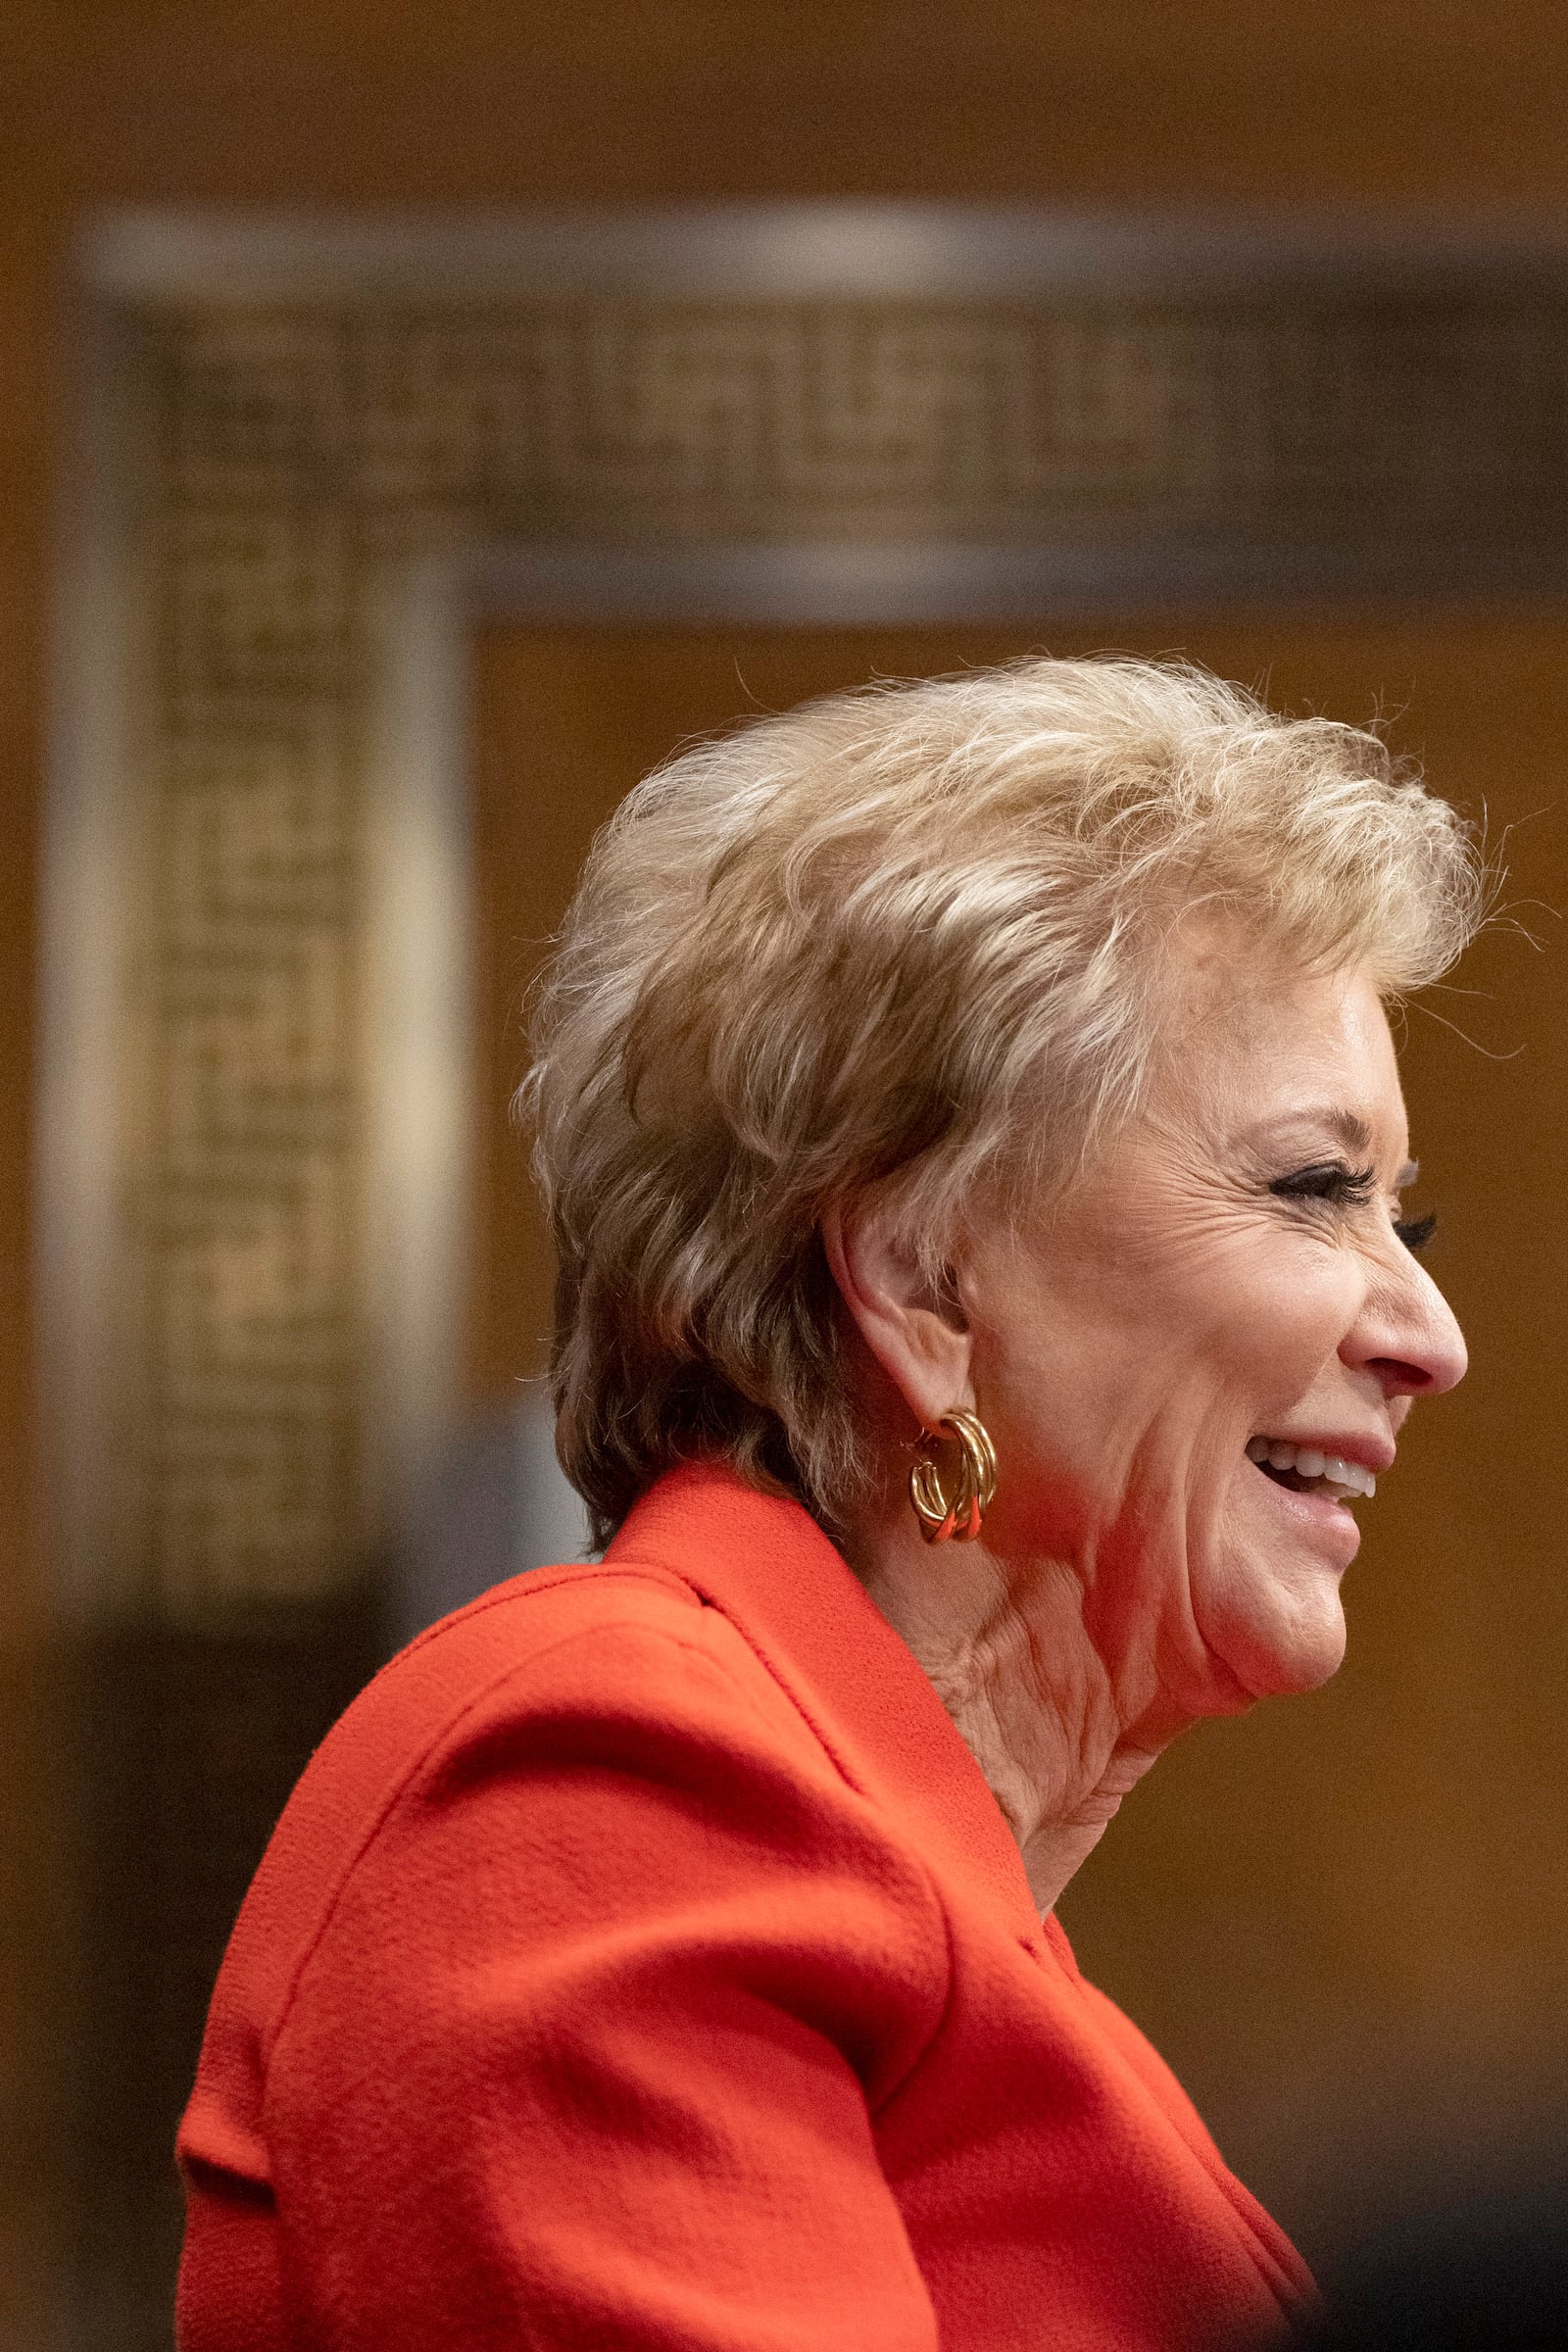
[{"xmin": 191, "ymin": 1592, "xmax": 952, "ymax": 2351}]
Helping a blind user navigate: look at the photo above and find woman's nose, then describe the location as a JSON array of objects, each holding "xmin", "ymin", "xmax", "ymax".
[{"xmin": 1342, "ymin": 1258, "xmax": 1468, "ymax": 1401}]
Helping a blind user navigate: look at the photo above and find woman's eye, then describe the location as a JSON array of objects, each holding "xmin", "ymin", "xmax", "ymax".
[
  {"xmin": 1268, "ymin": 1165, "xmax": 1439, "ymax": 1251},
  {"xmin": 1269, "ymin": 1161, "xmax": 1377, "ymax": 1207}
]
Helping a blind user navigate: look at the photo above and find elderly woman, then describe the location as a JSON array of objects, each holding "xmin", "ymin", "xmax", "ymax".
[{"xmin": 176, "ymin": 659, "xmax": 1477, "ymax": 2352}]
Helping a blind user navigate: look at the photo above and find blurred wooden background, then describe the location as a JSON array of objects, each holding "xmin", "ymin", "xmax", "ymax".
[{"xmin": 7, "ymin": 5, "xmax": 1568, "ymax": 2341}]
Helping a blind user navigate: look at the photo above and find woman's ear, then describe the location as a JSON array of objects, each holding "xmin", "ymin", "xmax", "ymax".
[{"xmin": 821, "ymin": 1200, "xmax": 973, "ymax": 1434}]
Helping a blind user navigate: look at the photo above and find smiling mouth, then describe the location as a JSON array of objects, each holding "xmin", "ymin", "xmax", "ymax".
[{"xmin": 1245, "ymin": 1436, "xmax": 1376, "ymax": 1503}]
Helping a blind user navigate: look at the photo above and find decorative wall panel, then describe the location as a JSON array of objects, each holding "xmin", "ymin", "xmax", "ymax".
[{"xmin": 54, "ymin": 213, "xmax": 1568, "ymax": 1622}]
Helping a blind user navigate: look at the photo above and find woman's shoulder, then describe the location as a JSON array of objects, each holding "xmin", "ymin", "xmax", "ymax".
[
  {"xmin": 178, "ymin": 1526, "xmax": 956, "ymax": 2230},
  {"xmin": 197, "ymin": 1552, "xmax": 836, "ymax": 2068},
  {"xmin": 374, "ymin": 1550, "xmax": 828, "ymax": 1792},
  {"xmin": 270, "ymin": 1552, "xmax": 816, "ymax": 1903}
]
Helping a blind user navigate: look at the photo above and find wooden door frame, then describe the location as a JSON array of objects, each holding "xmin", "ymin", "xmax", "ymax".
[{"xmin": 42, "ymin": 204, "xmax": 1568, "ymax": 1622}]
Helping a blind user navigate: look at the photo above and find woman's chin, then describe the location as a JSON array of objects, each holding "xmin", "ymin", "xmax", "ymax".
[
  {"xmin": 1197, "ymin": 1473, "xmax": 1361, "ymax": 1699},
  {"xmin": 1240, "ymin": 1610, "xmax": 1348, "ymax": 1699},
  {"xmin": 1199, "ymin": 1557, "xmax": 1350, "ymax": 1702}
]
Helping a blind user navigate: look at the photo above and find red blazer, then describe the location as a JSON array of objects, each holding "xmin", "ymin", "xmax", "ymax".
[{"xmin": 176, "ymin": 1464, "xmax": 1314, "ymax": 2350}]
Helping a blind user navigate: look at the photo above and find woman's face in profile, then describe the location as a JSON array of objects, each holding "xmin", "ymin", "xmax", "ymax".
[{"xmin": 960, "ymin": 953, "xmax": 1468, "ymax": 1722}]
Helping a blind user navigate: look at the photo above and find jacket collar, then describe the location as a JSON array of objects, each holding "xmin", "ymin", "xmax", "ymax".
[{"xmin": 607, "ymin": 1462, "xmax": 1042, "ymax": 1937}]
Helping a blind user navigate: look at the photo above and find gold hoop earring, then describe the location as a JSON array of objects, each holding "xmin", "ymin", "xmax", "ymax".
[{"xmin": 908, "ymin": 1408, "xmax": 998, "ymax": 1544}]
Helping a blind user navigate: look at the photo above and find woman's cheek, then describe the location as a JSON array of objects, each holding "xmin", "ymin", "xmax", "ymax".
[{"xmin": 1240, "ymin": 1255, "xmax": 1364, "ymax": 1385}]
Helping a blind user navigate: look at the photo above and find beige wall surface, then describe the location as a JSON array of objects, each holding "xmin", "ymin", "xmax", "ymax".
[{"xmin": 7, "ymin": 2, "xmax": 1568, "ymax": 2333}]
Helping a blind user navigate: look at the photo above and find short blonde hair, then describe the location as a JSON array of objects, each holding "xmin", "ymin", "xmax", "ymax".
[{"xmin": 522, "ymin": 656, "xmax": 1482, "ymax": 1544}]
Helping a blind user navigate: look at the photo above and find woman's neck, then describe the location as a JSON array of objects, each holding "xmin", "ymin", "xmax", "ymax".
[{"xmin": 843, "ymin": 1507, "xmax": 1175, "ymax": 1914}]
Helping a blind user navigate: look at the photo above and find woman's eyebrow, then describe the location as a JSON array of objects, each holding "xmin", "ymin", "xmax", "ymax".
[
  {"xmin": 1242, "ymin": 1105, "xmax": 1376, "ymax": 1156},
  {"xmin": 1323, "ymin": 1107, "xmax": 1374, "ymax": 1155},
  {"xmin": 1240, "ymin": 1109, "xmax": 1417, "ymax": 1188}
]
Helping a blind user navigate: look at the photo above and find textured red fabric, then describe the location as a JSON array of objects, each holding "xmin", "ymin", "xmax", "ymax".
[{"xmin": 176, "ymin": 1463, "xmax": 1315, "ymax": 2351}]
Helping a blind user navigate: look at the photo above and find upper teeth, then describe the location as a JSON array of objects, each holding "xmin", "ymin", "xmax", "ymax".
[{"xmin": 1245, "ymin": 1437, "xmax": 1377, "ymax": 1498}]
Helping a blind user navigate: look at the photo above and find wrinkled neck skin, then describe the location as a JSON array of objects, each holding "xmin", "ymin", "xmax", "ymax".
[{"xmin": 842, "ymin": 1494, "xmax": 1200, "ymax": 1917}]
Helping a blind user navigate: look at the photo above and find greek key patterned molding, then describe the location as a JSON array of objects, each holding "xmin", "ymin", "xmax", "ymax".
[{"xmin": 43, "ymin": 208, "xmax": 1568, "ymax": 1620}]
